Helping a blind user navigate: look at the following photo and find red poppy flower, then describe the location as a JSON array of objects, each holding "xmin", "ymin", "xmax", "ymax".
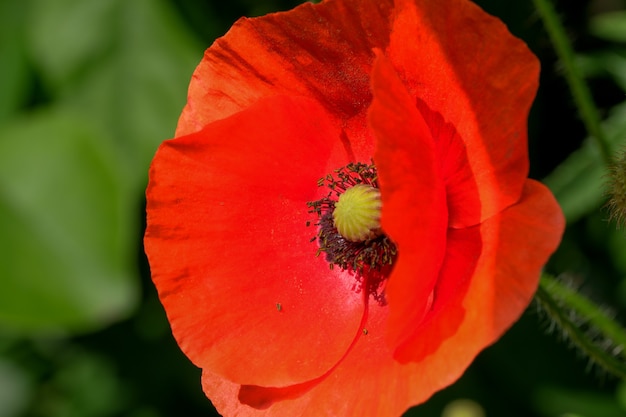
[{"xmin": 144, "ymin": 0, "xmax": 565, "ymax": 415}]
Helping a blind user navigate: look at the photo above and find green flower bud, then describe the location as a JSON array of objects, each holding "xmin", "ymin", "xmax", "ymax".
[{"xmin": 607, "ymin": 150, "xmax": 626, "ymax": 227}]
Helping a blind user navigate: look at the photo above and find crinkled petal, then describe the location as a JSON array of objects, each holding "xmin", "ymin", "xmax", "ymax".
[
  {"xmin": 176, "ymin": 0, "xmax": 396, "ymax": 145},
  {"xmin": 388, "ymin": 0, "xmax": 540, "ymax": 227},
  {"xmin": 368, "ymin": 52, "xmax": 448, "ymax": 350},
  {"xmin": 200, "ymin": 181, "xmax": 564, "ymax": 417},
  {"xmin": 145, "ymin": 95, "xmax": 367, "ymax": 387},
  {"xmin": 393, "ymin": 180, "xmax": 564, "ymax": 364}
]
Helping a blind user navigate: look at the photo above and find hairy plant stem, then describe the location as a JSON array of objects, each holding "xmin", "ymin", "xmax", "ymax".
[
  {"xmin": 532, "ymin": 0, "xmax": 612, "ymax": 165},
  {"xmin": 536, "ymin": 275, "xmax": 626, "ymax": 379}
]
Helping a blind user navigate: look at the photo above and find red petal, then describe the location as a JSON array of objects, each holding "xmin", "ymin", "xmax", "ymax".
[
  {"xmin": 145, "ymin": 95, "xmax": 367, "ymax": 387},
  {"xmin": 200, "ymin": 180, "xmax": 564, "ymax": 417},
  {"xmin": 369, "ymin": 52, "xmax": 449, "ymax": 350},
  {"xmin": 393, "ymin": 180, "xmax": 565, "ymax": 363},
  {"xmin": 388, "ymin": 0, "xmax": 540, "ymax": 227},
  {"xmin": 176, "ymin": 0, "xmax": 396, "ymax": 151}
]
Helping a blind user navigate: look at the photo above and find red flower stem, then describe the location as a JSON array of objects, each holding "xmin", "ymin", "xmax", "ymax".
[
  {"xmin": 536, "ymin": 274, "xmax": 626, "ymax": 378},
  {"xmin": 532, "ymin": 0, "xmax": 612, "ymax": 165}
]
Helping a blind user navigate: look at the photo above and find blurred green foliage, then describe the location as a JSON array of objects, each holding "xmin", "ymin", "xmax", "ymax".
[
  {"xmin": 0, "ymin": 0, "xmax": 205, "ymax": 333},
  {"xmin": 1, "ymin": 0, "xmax": 626, "ymax": 416}
]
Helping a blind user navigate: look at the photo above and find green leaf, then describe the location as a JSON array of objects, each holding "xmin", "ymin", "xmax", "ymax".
[
  {"xmin": 534, "ymin": 385, "xmax": 623, "ymax": 417},
  {"xmin": 39, "ymin": 349, "xmax": 124, "ymax": 417},
  {"xmin": 0, "ymin": 109, "xmax": 139, "ymax": 333},
  {"xmin": 27, "ymin": 0, "xmax": 204, "ymax": 186},
  {"xmin": 0, "ymin": 359, "xmax": 31, "ymax": 417},
  {"xmin": 543, "ymin": 102, "xmax": 626, "ymax": 223},
  {"xmin": 590, "ymin": 11, "xmax": 626, "ymax": 43},
  {"xmin": 0, "ymin": 0, "xmax": 31, "ymax": 123},
  {"xmin": 577, "ymin": 51, "xmax": 626, "ymax": 93},
  {"xmin": 26, "ymin": 0, "xmax": 117, "ymax": 91}
]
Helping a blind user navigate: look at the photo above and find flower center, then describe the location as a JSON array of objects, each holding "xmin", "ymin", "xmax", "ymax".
[
  {"xmin": 307, "ymin": 162, "xmax": 397, "ymax": 303},
  {"xmin": 333, "ymin": 184, "xmax": 382, "ymax": 242}
]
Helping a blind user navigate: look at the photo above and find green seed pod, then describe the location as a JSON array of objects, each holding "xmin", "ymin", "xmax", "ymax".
[{"xmin": 332, "ymin": 184, "xmax": 382, "ymax": 242}]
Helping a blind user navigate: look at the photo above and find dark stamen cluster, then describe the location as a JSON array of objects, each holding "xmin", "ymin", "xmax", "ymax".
[{"xmin": 307, "ymin": 162, "xmax": 397, "ymax": 303}]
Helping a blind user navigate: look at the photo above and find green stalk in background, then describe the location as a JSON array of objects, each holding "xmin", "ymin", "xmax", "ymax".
[
  {"xmin": 536, "ymin": 275, "xmax": 626, "ymax": 379},
  {"xmin": 532, "ymin": 0, "xmax": 613, "ymax": 165}
]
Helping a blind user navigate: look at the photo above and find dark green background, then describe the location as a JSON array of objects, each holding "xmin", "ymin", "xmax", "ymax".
[{"xmin": 1, "ymin": 0, "xmax": 626, "ymax": 416}]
